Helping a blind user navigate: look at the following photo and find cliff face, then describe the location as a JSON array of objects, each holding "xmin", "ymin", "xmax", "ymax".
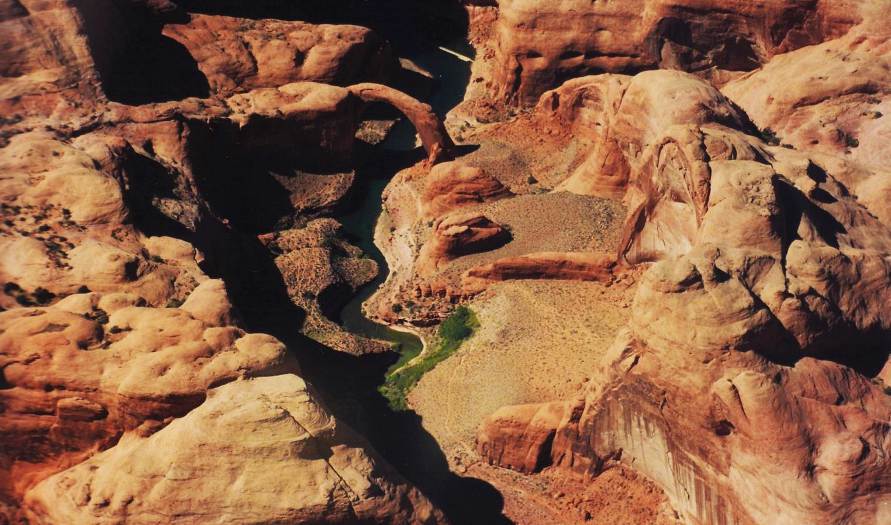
[
  {"xmin": 464, "ymin": 0, "xmax": 862, "ymax": 107},
  {"xmin": 476, "ymin": 36, "xmax": 891, "ymax": 525}
]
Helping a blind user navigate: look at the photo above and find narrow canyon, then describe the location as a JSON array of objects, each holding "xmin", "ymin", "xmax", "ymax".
[{"xmin": 1, "ymin": 1, "xmax": 890, "ymax": 524}]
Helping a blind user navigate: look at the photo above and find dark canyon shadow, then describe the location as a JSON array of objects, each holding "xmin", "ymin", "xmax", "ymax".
[
  {"xmin": 100, "ymin": 35, "xmax": 210, "ymax": 105},
  {"xmin": 76, "ymin": 0, "xmax": 208, "ymax": 104},
  {"xmin": 318, "ymin": 144, "xmax": 510, "ymax": 525}
]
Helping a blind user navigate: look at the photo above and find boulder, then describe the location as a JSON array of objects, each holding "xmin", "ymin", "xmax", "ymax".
[{"xmin": 418, "ymin": 212, "xmax": 511, "ymax": 275}]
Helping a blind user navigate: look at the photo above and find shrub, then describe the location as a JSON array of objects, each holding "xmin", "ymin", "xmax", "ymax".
[
  {"xmin": 439, "ymin": 306, "xmax": 474, "ymax": 341},
  {"xmin": 837, "ymin": 128, "xmax": 859, "ymax": 149},
  {"xmin": 380, "ymin": 306, "xmax": 479, "ymax": 411},
  {"xmin": 33, "ymin": 287, "xmax": 55, "ymax": 305}
]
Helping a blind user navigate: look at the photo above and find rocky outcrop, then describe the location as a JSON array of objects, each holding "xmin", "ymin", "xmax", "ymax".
[
  {"xmin": 421, "ymin": 161, "xmax": 512, "ymax": 218},
  {"xmin": 721, "ymin": 11, "xmax": 890, "ymax": 167},
  {"xmin": 163, "ymin": 14, "xmax": 394, "ymax": 95},
  {"xmin": 0, "ymin": 0, "xmax": 111, "ymax": 140},
  {"xmin": 538, "ymin": 71, "xmax": 749, "ymax": 198},
  {"xmin": 224, "ymin": 81, "xmax": 361, "ymax": 167},
  {"xmin": 462, "ymin": 252, "xmax": 616, "ymax": 294},
  {"xmin": 478, "ymin": 68, "xmax": 891, "ymax": 525},
  {"xmin": 22, "ymin": 375, "xmax": 444, "ymax": 525},
  {"xmin": 418, "ymin": 212, "xmax": 511, "ymax": 275},
  {"xmin": 478, "ymin": 402, "xmax": 569, "ymax": 474},
  {"xmin": 0, "ymin": 8, "xmax": 455, "ymax": 520},
  {"xmin": 0, "ymin": 131, "xmax": 208, "ymax": 308},
  {"xmin": 721, "ymin": 14, "xmax": 891, "ymax": 223},
  {"xmin": 0, "ymin": 108, "xmax": 446, "ymax": 525},
  {"xmin": 472, "ymin": 0, "xmax": 863, "ymax": 106},
  {"xmin": 260, "ymin": 219, "xmax": 390, "ymax": 355},
  {"xmin": 0, "ymin": 279, "xmax": 293, "ymax": 501}
]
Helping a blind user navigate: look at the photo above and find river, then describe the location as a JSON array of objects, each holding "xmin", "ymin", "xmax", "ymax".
[{"xmin": 337, "ymin": 36, "xmax": 475, "ymax": 387}]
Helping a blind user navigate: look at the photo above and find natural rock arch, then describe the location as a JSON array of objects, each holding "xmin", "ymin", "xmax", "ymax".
[{"xmin": 347, "ymin": 82, "xmax": 455, "ymax": 164}]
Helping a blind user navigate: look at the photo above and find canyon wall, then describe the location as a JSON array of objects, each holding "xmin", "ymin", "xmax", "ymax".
[
  {"xmin": 477, "ymin": 65, "xmax": 891, "ymax": 525},
  {"xmin": 466, "ymin": 0, "xmax": 864, "ymax": 106}
]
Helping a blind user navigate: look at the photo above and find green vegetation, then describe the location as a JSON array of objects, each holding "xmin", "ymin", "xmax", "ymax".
[{"xmin": 379, "ymin": 306, "xmax": 479, "ymax": 411}]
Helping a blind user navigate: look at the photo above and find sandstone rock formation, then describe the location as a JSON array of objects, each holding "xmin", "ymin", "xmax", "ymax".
[
  {"xmin": 721, "ymin": 11, "xmax": 891, "ymax": 224},
  {"xmin": 467, "ymin": 0, "xmax": 864, "ymax": 106},
  {"xmin": 0, "ymin": 130, "xmax": 206, "ymax": 308},
  {"xmin": 348, "ymin": 83, "xmax": 456, "ymax": 163},
  {"xmin": 0, "ymin": 279, "xmax": 290, "ymax": 493},
  {"xmin": 23, "ymin": 375, "xmax": 444, "ymax": 525},
  {"xmin": 260, "ymin": 218, "xmax": 390, "ymax": 355},
  {"xmin": 461, "ymin": 252, "xmax": 616, "ymax": 294},
  {"xmin": 0, "ymin": 0, "xmax": 106, "ymax": 132},
  {"xmin": 163, "ymin": 14, "xmax": 394, "ymax": 94},
  {"xmin": 7, "ymin": 0, "xmax": 891, "ymax": 524},
  {"xmin": 1, "ymin": 3, "xmax": 455, "ymax": 522},
  {"xmin": 721, "ymin": 8, "xmax": 890, "ymax": 168},
  {"xmin": 421, "ymin": 162, "xmax": 511, "ymax": 218},
  {"xmin": 418, "ymin": 212, "xmax": 511, "ymax": 275},
  {"xmin": 477, "ymin": 67, "xmax": 891, "ymax": 525}
]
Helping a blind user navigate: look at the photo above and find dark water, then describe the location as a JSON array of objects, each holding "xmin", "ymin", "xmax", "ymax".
[
  {"xmin": 337, "ymin": 174, "xmax": 424, "ymax": 360},
  {"xmin": 337, "ymin": 34, "xmax": 476, "ymax": 372}
]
